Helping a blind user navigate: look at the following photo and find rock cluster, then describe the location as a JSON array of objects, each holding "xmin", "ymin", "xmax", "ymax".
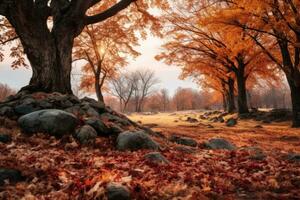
[{"xmin": 0, "ymin": 92, "xmax": 148, "ymax": 146}]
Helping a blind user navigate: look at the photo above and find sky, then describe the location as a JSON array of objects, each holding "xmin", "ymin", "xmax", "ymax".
[{"xmin": 0, "ymin": 35, "xmax": 199, "ymax": 96}]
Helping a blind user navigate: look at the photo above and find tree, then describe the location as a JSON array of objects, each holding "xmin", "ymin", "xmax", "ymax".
[
  {"xmin": 73, "ymin": 11, "xmax": 140, "ymax": 102},
  {"xmin": 109, "ymin": 73, "xmax": 135, "ymax": 112},
  {"xmin": 0, "ymin": 83, "xmax": 16, "ymax": 101},
  {"xmin": 0, "ymin": 0, "xmax": 168, "ymax": 94},
  {"xmin": 156, "ymin": 1, "xmax": 277, "ymax": 114},
  {"xmin": 211, "ymin": 0, "xmax": 300, "ymax": 126},
  {"xmin": 131, "ymin": 69, "xmax": 160, "ymax": 112}
]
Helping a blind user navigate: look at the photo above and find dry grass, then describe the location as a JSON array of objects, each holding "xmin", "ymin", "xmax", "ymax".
[{"xmin": 128, "ymin": 111, "xmax": 300, "ymax": 153}]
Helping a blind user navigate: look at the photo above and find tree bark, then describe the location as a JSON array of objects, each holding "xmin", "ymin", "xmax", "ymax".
[
  {"xmin": 95, "ymin": 78, "xmax": 104, "ymax": 103},
  {"xmin": 287, "ymin": 75, "xmax": 300, "ymax": 127},
  {"xmin": 222, "ymin": 92, "xmax": 228, "ymax": 112},
  {"xmin": 227, "ymin": 78, "xmax": 236, "ymax": 113}
]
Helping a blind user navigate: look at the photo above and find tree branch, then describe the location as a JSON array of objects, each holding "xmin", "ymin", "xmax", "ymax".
[{"xmin": 84, "ymin": 0, "xmax": 136, "ymax": 25}]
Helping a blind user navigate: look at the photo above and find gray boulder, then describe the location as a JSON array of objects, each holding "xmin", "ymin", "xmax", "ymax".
[
  {"xmin": 0, "ymin": 106, "xmax": 14, "ymax": 117},
  {"xmin": 116, "ymin": 130, "xmax": 160, "ymax": 151},
  {"xmin": 84, "ymin": 118, "xmax": 110, "ymax": 136},
  {"xmin": 226, "ymin": 118, "xmax": 237, "ymax": 127},
  {"xmin": 287, "ymin": 153, "xmax": 300, "ymax": 162},
  {"xmin": 106, "ymin": 183, "xmax": 131, "ymax": 200},
  {"xmin": 0, "ymin": 134, "xmax": 12, "ymax": 143},
  {"xmin": 18, "ymin": 109, "xmax": 78, "ymax": 137},
  {"xmin": 75, "ymin": 125, "xmax": 97, "ymax": 145},
  {"xmin": 0, "ymin": 168, "xmax": 23, "ymax": 185},
  {"xmin": 101, "ymin": 113, "xmax": 132, "ymax": 126},
  {"xmin": 144, "ymin": 152, "xmax": 169, "ymax": 164},
  {"xmin": 169, "ymin": 135, "xmax": 197, "ymax": 147},
  {"xmin": 204, "ymin": 138, "xmax": 236, "ymax": 150}
]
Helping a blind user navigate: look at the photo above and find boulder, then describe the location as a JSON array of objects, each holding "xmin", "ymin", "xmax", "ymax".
[
  {"xmin": 186, "ymin": 117, "xmax": 198, "ymax": 123},
  {"xmin": 84, "ymin": 118, "xmax": 110, "ymax": 136},
  {"xmin": 18, "ymin": 109, "xmax": 78, "ymax": 137},
  {"xmin": 75, "ymin": 125, "xmax": 97, "ymax": 145},
  {"xmin": 240, "ymin": 147, "xmax": 266, "ymax": 160},
  {"xmin": 106, "ymin": 183, "xmax": 131, "ymax": 200},
  {"xmin": 204, "ymin": 138, "xmax": 236, "ymax": 150},
  {"xmin": 101, "ymin": 113, "xmax": 132, "ymax": 126},
  {"xmin": 0, "ymin": 168, "xmax": 23, "ymax": 185},
  {"xmin": 226, "ymin": 118, "xmax": 237, "ymax": 127},
  {"xmin": 0, "ymin": 134, "xmax": 12, "ymax": 143},
  {"xmin": 116, "ymin": 130, "xmax": 160, "ymax": 151},
  {"xmin": 174, "ymin": 146, "xmax": 196, "ymax": 154},
  {"xmin": 169, "ymin": 135, "xmax": 197, "ymax": 147},
  {"xmin": 144, "ymin": 152, "xmax": 169, "ymax": 164},
  {"xmin": 254, "ymin": 125, "xmax": 263, "ymax": 128},
  {"xmin": 287, "ymin": 153, "xmax": 300, "ymax": 162},
  {"xmin": 0, "ymin": 106, "xmax": 14, "ymax": 117}
]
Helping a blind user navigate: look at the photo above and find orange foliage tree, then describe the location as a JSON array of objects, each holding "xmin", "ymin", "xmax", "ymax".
[
  {"xmin": 156, "ymin": 1, "xmax": 277, "ymax": 114},
  {"xmin": 73, "ymin": 9, "xmax": 140, "ymax": 102},
  {"xmin": 0, "ymin": 0, "xmax": 168, "ymax": 94},
  {"xmin": 210, "ymin": 0, "xmax": 300, "ymax": 126}
]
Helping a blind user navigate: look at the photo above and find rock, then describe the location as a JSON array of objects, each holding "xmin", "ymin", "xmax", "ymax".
[
  {"xmin": 0, "ymin": 106, "xmax": 14, "ymax": 117},
  {"xmin": 204, "ymin": 138, "xmax": 236, "ymax": 150},
  {"xmin": 110, "ymin": 124, "xmax": 124, "ymax": 135},
  {"xmin": 84, "ymin": 118, "xmax": 110, "ymax": 136},
  {"xmin": 116, "ymin": 130, "xmax": 160, "ymax": 151},
  {"xmin": 262, "ymin": 119, "xmax": 271, "ymax": 124},
  {"xmin": 254, "ymin": 125, "xmax": 263, "ymax": 128},
  {"xmin": 65, "ymin": 106, "xmax": 85, "ymax": 116},
  {"xmin": 106, "ymin": 183, "xmax": 131, "ymax": 200},
  {"xmin": 169, "ymin": 135, "xmax": 197, "ymax": 147},
  {"xmin": 287, "ymin": 153, "xmax": 300, "ymax": 162},
  {"xmin": 75, "ymin": 125, "xmax": 97, "ymax": 145},
  {"xmin": 18, "ymin": 109, "xmax": 78, "ymax": 137},
  {"xmin": 0, "ymin": 134, "xmax": 12, "ymax": 143},
  {"xmin": 226, "ymin": 118, "xmax": 237, "ymax": 127},
  {"xmin": 240, "ymin": 147, "xmax": 266, "ymax": 160},
  {"xmin": 143, "ymin": 123, "xmax": 158, "ymax": 128},
  {"xmin": 280, "ymin": 135, "xmax": 299, "ymax": 141},
  {"xmin": 144, "ymin": 152, "xmax": 169, "ymax": 164},
  {"xmin": 81, "ymin": 104, "xmax": 100, "ymax": 117},
  {"xmin": 101, "ymin": 113, "xmax": 131, "ymax": 126},
  {"xmin": 186, "ymin": 117, "xmax": 198, "ymax": 123},
  {"xmin": 38, "ymin": 100, "xmax": 53, "ymax": 109},
  {"xmin": 207, "ymin": 124, "xmax": 214, "ymax": 128},
  {"xmin": 0, "ymin": 168, "xmax": 23, "ymax": 185},
  {"xmin": 81, "ymin": 97, "xmax": 106, "ymax": 113},
  {"xmin": 14, "ymin": 103, "xmax": 39, "ymax": 115},
  {"xmin": 175, "ymin": 146, "xmax": 196, "ymax": 154}
]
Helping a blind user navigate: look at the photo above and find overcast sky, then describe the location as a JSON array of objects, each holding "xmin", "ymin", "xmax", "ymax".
[{"xmin": 0, "ymin": 35, "xmax": 198, "ymax": 96}]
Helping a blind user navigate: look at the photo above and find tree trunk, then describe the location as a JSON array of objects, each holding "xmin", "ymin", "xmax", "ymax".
[
  {"xmin": 7, "ymin": 7, "xmax": 82, "ymax": 94},
  {"xmin": 236, "ymin": 72, "xmax": 249, "ymax": 114},
  {"xmin": 287, "ymin": 77, "xmax": 300, "ymax": 127},
  {"xmin": 227, "ymin": 78, "xmax": 236, "ymax": 113},
  {"xmin": 222, "ymin": 92, "xmax": 228, "ymax": 112},
  {"xmin": 95, "ymin": 79, "xmax": 104, "ymax": 103}
]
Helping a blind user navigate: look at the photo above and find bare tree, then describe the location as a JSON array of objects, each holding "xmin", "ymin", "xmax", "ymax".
[
  {"xmin": 131, "ymin": 69, "xmax": 160, "ymax": 112},
  {"xmin": 160, "ymin": 88, "xmax": 169, "ymax": 112},
  {"xmin": 109, "ymin": 74, "xmax": 134, "ymax": 112},
  {"xmin": 0, "ymin": 83, "xmax": 16, "ymax": 101}
]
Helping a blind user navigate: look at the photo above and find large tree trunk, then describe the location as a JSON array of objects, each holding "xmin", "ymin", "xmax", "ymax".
[
  {"xmin": 235, "ymin": 69, "xmax": 249, "ymax": 114},
  {"xmin": 6, "ymin": 5, "xmax": 82, "ymax": 94},
  {"xmin": 287, "ymin": 75, "xmax": 300, "ymax": 127},
  {"xmin": 222, "ymin": 92, "xmax": 228, "ymax": 112},
  {"xmin": 22, "ymin": 32, "xmax": 74, "ymax": 94},
  {"xmin": 227, "ymin": 78, "xmax": 236, "ymax": 113}
]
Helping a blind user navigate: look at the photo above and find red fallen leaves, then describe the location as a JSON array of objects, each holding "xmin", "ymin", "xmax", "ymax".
[{"xmin": 0, "ymin": 127, "xmax": 300, "ymax": 199}]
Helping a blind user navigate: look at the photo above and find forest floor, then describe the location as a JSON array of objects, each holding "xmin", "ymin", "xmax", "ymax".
[{"xmin": 1, "ymin": 110, "xmax": 300, "ymax": 199}]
